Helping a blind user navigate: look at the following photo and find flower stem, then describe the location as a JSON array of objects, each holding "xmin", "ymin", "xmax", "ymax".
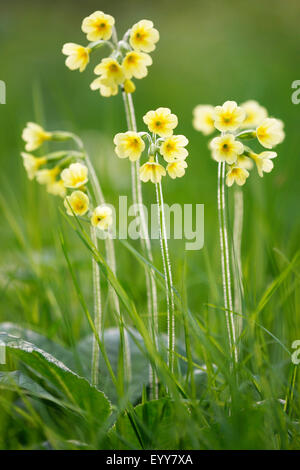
[
  {"xmin": 122, "ymin": 91, "xmax": 159, "ymax": 398},
  {"xmin": 90, "ymin": 225, "xmax": 102, "ymax": 386},
  {"xmin": 232, "ymin": 187, "xmax": 244, "ymax": 339},
  {"xmin": 217, "ymin": 162, "xmax": 238, "ymax": 367},
  {"xmin": 63, "ymin": 132, "xmax": 132, "ymax": 389},
  {"xmin": 155, "ymin": 177, "xmax": 175, "ymax": 375},
  {"xmin": 86, "ymin": 154, "xmax": 132, "ymax": 390}
]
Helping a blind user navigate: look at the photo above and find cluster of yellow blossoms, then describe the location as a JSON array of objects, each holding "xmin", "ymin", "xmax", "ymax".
[
  {"xmin": 193, "ymin": 100, "xmax": 285, "ymax": 186},
  {"xmin": 114, "ymin": 107, "xmax": 188, "ymax": 183},
  {"xmin": 21, "ymin": 122, "xmax": 112, "ymax": 230},
  {"xmin": 62, "ymin": 11, "xmax": 159, "ymax": 97}
]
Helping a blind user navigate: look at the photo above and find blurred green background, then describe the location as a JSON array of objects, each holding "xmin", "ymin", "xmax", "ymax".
[{"xmin": 1, "ymin": 0, "xmax": 300, "ymax": 360}]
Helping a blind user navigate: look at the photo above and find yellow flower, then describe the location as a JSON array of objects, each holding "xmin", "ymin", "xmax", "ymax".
[
  {"xmin": 143, "ymin": 108, "xmax": 178, "ymax": 138},
  {"xmin": 36, "ymin": 167, "xmax": 60, "ymax": 186},
  {"xmin": 167, "ymin": 160, "xmax": 188, "ymax": 179},
  {"xmin": 236, "ymin": 155, "xmax": 254, "ymax": 170},
  {"xmin": 213, "ymin": 100, "xmax": 246, "ymax": 132},
  {"xmin": 81, "ymin": 11, "xmax": 115, "ymax": 41},
  {"xmin": 210, "ymin": 134, "xmax": 244, "ymax": 164},
  {"xmin": 90, "ymin": 76, "xmax": 118, "ymax": 97},
  {"xmin": 22, "ymin": 122, "xmax": 51, "ymax": 152},
  {"xmin": 122, "ymin": 51, "xmax": 152, "ymax": 79},
  {"xmin": 64, "ymin": 191, "xmax": 89, "ymax": 216},
  {"xmin": 250, "ymin": 151, "xmax": 277, "ymax": 177},
  {"xmin": 61, "ymin": 163, "xmax": 88, "ymax": 188},
  {"xmin": 240, "ymin": 100, "xmax": 267, "ymax": 128},
  {"xmin": 139, "ymin": 158, "xmax": 166, "ymax": 183},
  {"xmin": 256, "ymin": 118, "xmax": 285, "ymax": 149},
  {"xmin": 123, "ymin": 79, "xmax": 136, "ymax": 94},
  {"xmin": 130, "ymin": 19, "xmax": 159, "ymax": 53},
  {"xmin": 226, "ymin": 166, "xmax": 249, "ymax": 187},
  {"xmin": 91, "ymin": 205, "xmax": 113, "ymax": 230},
  {"xmin": 21, "ymin": 152, "xmax": 47, "ymax": 180},
  {"xmin": 160, "ymin": 135, "xmax": 188, "ymax": 162},
  {"xmin": 47, "ymin": 179, "xmax": 66, "ymax": 198},
  {"xmin": 62, "ymin": 43, "xmax": 91, "ymax": 72},
  {"xmin": 192, "ymin": 105, "xmax": 215, "ymax": 135},
  {"xmin": 94, "ymin": 58, "xmax": 124, "ymax": 86},
  {"xmin": 114, "ymin": 132, "xmax": 145, "ymax": 161}
]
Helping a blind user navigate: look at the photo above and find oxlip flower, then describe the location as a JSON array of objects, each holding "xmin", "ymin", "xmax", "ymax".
[
  {"xmin": 129, "ymin": 20, "xmax": 159, "ymax": 53},
  {"xmin": 160, "ymin": 135, "xmax": 188, "ymax": 162},
  {"xmin": 122, "ymin": 51, "xmax": 152, "ymax": 80},
  {"xmin": 240, "ymin": 100, "xmax": 267, "ymax": 128},
  {"xmin": 236, "ymin": 155, "xmax": 254, "ymax": 170},
  {"xmin": 210, "ymin": 134, "xmax": 244, "ymax": 164},
  {"xmin": 81, "ymin": 11, "xmax": 115, "ymax": 41},
  {"xmin": 21, "ymin": 152, "xmax": 47, "ymax": 180},
  {"xmin": 36, "ymin": 167, "xmax": 60, "ymax": 186},
  {"xmin": 166, "ymin": 160, "xmax": 188, "ymax": 179},
  {"xmin": 114, "ymin": 132, "xmax": 145, "ymax": 161},
  {"xmin": 143, "ymin": 108, "xmax": 178, "ymax": 138},
  {"xmin": 94, "ymin": 58, "xmax": 124, "ymax": 86},
  {"xmin": 213, "ymin": 100, "xmax": 246, "ymax": 132},
  {"xmin": 64, "ymin": 190, "xmax": 89, "ymax": 216},
  {"xmin": 139, "ymin": 157, "xmax": 166, "ymax": 183},
  {"xmin": 62, "ymin": 43, "xmax": 91, "ymax": 72},
  {"xmin": 22, "ymin": 122, "xmax": 51, "ymax": 152},
  {"xmin": 47, "ymin": 179, "xmax": 66, "ymax": 198},
  {"xmin": 123, "ymin": 79, "xmax": 136, "ymax": 94},
  {"xmin": 256, "ymin": 118, "xmax": 285, "ymax": 149},
  {"xmin": 90, "ymin": 77, "xmax": 118, "ymax": 97},
  {"xmin": 250, "ymin": 151, "xmax": 277, "ymax": 177},
  {"xmin": 91, "ymin": 205, "xmax": 113, "ymax": 230},
  {"xmin": 226, "ymin": 166, "xmax": 249, "ymax": 187},
  {"xmin": 193, "ymin": 105, "xmax": 215, "ymax": 135},
  {"xmin": 61, "ymin": 163, "xmax": 88, "ymax": 189}
]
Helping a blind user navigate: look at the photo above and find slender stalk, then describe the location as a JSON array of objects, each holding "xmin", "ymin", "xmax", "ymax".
[
  {"xmin": 85, "ymin": 154, "xmax": 132, "ymax": 388},
  {"xmin": 217, "ymin": 162, "xmax": 238, "ymax": 367},
  {"xmin": 232, "ymin": 187, "xmax": 244, "ymax": 339},
  {"xmin": 90, "ymin": 226, "xmax": 102, "ymax": 386},
  {"xmin": 155, "ymin": 177, "xmax": 175, "ymax": 374},
  {"xmin": 122, "ymin": 91, "xmax": 159, "ymax": 398}
]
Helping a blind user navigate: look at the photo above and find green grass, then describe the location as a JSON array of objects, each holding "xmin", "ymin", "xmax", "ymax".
[{"xmin": 0, "ymin": 0, "xmax": 300, "ymax": 450}]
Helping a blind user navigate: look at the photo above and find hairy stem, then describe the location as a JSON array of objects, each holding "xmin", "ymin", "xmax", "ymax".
[
  {"xmin": 155, "ymin": 177, "xmax": 175, "ymax": 374},
  {"xmin": 122, "ymin": 91, "xmax": 159, "ymax": 398},
  {"xmin": 88, "ymin": 156, "xmax": 132, "ymax": 390},
  {"xmin": 232, "ymin": 187, "xmax": 244, "ymax": 339},
  {"xmin": 217, "ymin": 162, "xmax": 238, "ymax": 367},
  {"xmin": 90, "ymin": 226, "xmax": 102, "ymax": 386},
  {"xmin": 66, "ymin": 133, "xmax": 132, "ymax": 388}
]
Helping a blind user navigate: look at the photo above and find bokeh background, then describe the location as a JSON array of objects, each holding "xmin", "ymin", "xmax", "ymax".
[{"xmin": 1, "ymin": 0, "xmax": 300, "ymax": 371}]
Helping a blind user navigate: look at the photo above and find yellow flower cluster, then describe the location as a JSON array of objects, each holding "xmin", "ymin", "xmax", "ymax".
[
  {"xmin": 114, "ymin": 107, "xmax": 188, "ymax": 183},
  {"xmin": 21, "ymin": 122, "xmax": 112, "ymax": 231},
  {"xmin": 62, "ymin": 12, "xmax": 159, "ymax": 97},
  {"xmin": 193, "ymin": 100, "xmax": 285, "ymax": 186}
]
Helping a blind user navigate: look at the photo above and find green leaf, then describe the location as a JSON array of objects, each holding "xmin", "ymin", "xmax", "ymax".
[
  {"xmin": 109, "ymin": 399, "xmax": 192, "ymax": 450},
  {"xmin": 0, "ymin": 332, "xmax": 112, "ymax": 422},
  {"xmin": 0, "ymin": 371, "xmax": 75, "ymax": 410}
]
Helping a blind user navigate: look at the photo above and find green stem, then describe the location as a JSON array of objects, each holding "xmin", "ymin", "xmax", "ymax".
[
  {"xmin": 90, "ymin": 226, "xmax": 102, "ymax": 386},
  {"xmin": 68, "ymin": 133, "xmax": 132, "ymax": 391},
  {"xmin": 122, "ymin": 91, "xmax": 159, "ymax": 398},
  {"xmin": 155, "ymin": 178, "xmax": 175, "ymax": 375},
  {"xmin": 85, "ymin": 154, "xmax": 132, "ymax": 390},
  {"xmin": 232, "ymin": 187, "xmax": 244, "ymax": 340},
  {"xmin": 217, "ymin": 162, "xmax": 238, "ymax": 368}
]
